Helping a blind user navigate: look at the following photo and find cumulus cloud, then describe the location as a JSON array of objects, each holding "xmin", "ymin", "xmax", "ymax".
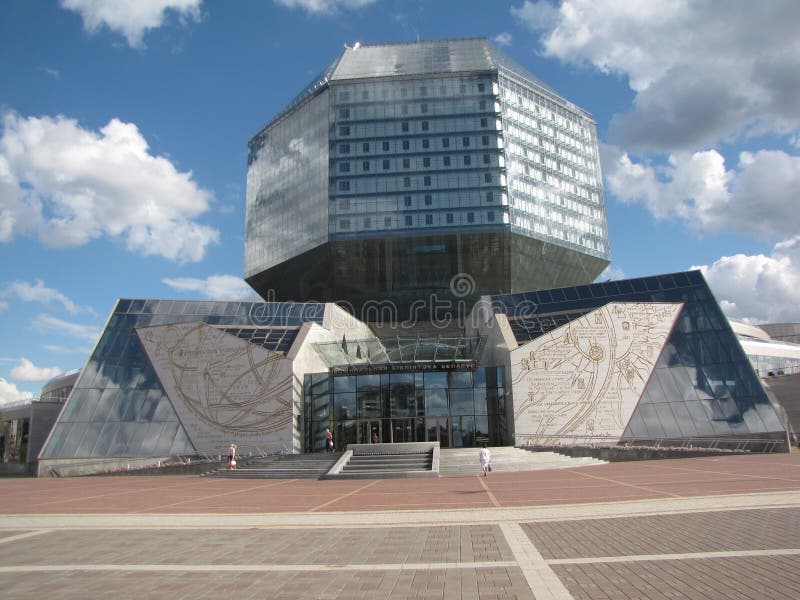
[
  {"xmin": 162, "ymin": 274, "xmax": 262, "ymax": 300},
  {"xmin": 274, "ymin": 0, "xmax": 377, "ymax": 14},
  {"xmin": 694, "ymin": 237, "xmax": 800, "ymax": 324},
  {"xmin": 0, "ymin": 378, "xmax": 33, "ymax": 405},
  {"xmin": 61, "ymin": 0, "xmax": 203, "ymax": 48},
  {"xmin": 10, "ymin": 358, "xmax": 63, "ymax": 383},
  {"xmin": 0, "ymin": 111, "xmax": 219, "ymax": 263},
  {"xmin": 602, "ymin": 144, "xmax": 800, "ymax": 239},
  {"xmin": 32, "ymin": 314, "xmax": 102, "ymax": 344},
  {"xmin": 493, "ymin": 32, "xmax": 513, "ymax": 47},
  {"xmin": 2, "ymin": 280, "xmax": 95, "ymax": 316},
  {"xmin": 513, "ymin": 0, "xmax": 800, "ymax": 151}
]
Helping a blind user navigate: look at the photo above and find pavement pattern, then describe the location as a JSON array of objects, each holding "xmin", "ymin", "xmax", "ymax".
[{"xmin": 1, "ymin": 453, "xmax": 799, "ymax": 599}]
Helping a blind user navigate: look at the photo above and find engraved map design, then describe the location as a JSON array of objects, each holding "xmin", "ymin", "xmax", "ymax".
[
  {"xmin": 137, "ymin": 322, "xmax": 293, "ymax": 451},
  {"xmin": 510, "ymin": 302, "xmax": 682, "ymax": 446}
]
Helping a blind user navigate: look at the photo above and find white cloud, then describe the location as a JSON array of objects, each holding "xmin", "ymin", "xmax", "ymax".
[
  {"xmin": 0, "ymin": 300, "xmax": 7, "ymax": 313},
  {"xmin": 602, "ymin": 144, "xmax": 800, "ymax": 239},
  {"xmin": 32, "ymin": 314, "xmax": 101, "ymax": 343},
  {"xmin": 0, "ymin": 111, "xmax": 219, "ymax": 263},
  {"xmin": 0, "ymin": 378, "xmax": 33, "ymax": 405},
  {"xmin": 493, "ymin": 32, "xmax": 513, "ymax": 47},
  {"xmin": 274, "ymin": 0, "xmax": 377, "ymax": 14},
  {"xmin": 513, "ymin": 0, "xmax": 800, "ymax": 151},
  {"xmin": 43, "ymin": 344, "xmax": 93, "ymax": 354},
  {"xmin": 162, "ymin": 274, "xmax": 262, "ymax": 300},
  {"xmin": 61, "ymin": 0, "xmax": 203, "ymax": 48},
  {"xmin": 10, "ymin": 358, "xmax": 63, "ymax": 383},
  {"xmin": 694, "ymin": 237, "xmax": 800, "ymax": 324},
  {"xmin": 2, "ymin": 279, "xmax": 95, "ymax": 316}
]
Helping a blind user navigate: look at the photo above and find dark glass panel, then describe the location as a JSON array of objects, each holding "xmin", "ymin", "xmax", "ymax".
[
  {"xmin": 356, "ymin": 374, "xmax": 381, "ymax": 391},
  {"xmin": 89, "ymin": 422, "xmax": 119, "ymax": 457},
  {"xmin": 358, "ymin": 389, "xmax": 382, "ymax": 418},
  {"xmin": 152, "ymin": 396, "xmax": 176, "ymax": 421},
  {"xmin": 116, "ymin": 299, "xmax": 132, "ymax": 314},
  {"xmin": 450, "ymin": 389, "xmax": 474, "ymax": 415},
  {"xmin": 334, "ymin": 392, "xmax": 356, "ymax": 420},
  {"xmin": 448, "ymin": 371, "xmax": 472, "ymax": 388},
  {"xmin": 425, "ymin": 388, "xmax": 448, "ymax": 415},
  {"xmin": 424, "ymin": 372, "xmax": 448, "ymax": 389},
  {"xmin": 312, "ymin": 393, "xmax": 329, "ymax": 419},
  {"xmin": 654, "ymin": 402, "xmax": 681, "ymax": 437},
  {"xmin": 71, "ymin": 389, "xmax": 102, "ymax": 421},
  {"xmin": 139, "ymin": 422, "xmax": 168, "ymax": 455},
  {"xmin": 754, "ymin": 402, "xmax": 784, "ymax": 431},
  {"xmin": 472, "ymin": 368, "xmax": 487, "ymax": 387},
  {"xmin": 41, "ymin": 423, "xmax": 71, "ymax": 457},
  {"xmin": 622, "ymin": 410, "xmax": 646, "ymax": 438},
  {"xmin": 129, "ymin": 299, "xmax": 145, "ymax": 313},
  {"xmin": 153, "ymin": 422, "xmax": 180, "ymax": 454},
  {"xmin": 91, "ymin": 389, "xmax": 118, "ymax": 423},
  {"xmin": 169, "ymin": 425, "xmax": 195, "ymax": 455},
  {"xmin": 333, "ymin": 376, "xmax": 357, "ymax": 393},
  {"xmin": 635, "ymin": 403, "xmax": 664, "ymax": 437},
  {"xmin": 670, "ymin": 401, "xmax": 699, "ymax": 437}
]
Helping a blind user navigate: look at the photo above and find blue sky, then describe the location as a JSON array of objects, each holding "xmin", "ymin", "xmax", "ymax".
[{"xmin": 2, "ymin": 0, "xmax": 799, "ymax": 403}]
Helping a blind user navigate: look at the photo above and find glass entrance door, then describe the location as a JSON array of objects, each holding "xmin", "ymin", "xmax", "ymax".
[
  {"xmin": 359, "ymin": 420, "xmax": 381, "ymax": 444},
  {"xmin": 426, "ymin": 417, "xmax": 450, "ymax": 448}
]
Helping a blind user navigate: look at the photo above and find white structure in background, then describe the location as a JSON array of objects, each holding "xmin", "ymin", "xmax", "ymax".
[{"xmin": 730, "ymin": 321, "xmax": 800, "ymax": 377}]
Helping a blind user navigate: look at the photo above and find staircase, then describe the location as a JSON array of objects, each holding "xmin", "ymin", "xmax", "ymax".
[
  {"xmin": 203, "ymin": 453, "xmax": 341, "ymax": 479},
  {"xmin": 438, "ymin": 446, "xmax": 606, "ymax": 475},
  {"xmin": 336, "ymin": 450, "xmax": 433, "ymax": 479}
]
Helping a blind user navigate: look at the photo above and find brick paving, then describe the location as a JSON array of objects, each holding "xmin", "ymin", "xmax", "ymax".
[{"xmin": 0, "ymin": 453, "xmax": 799, "ymax": 598}]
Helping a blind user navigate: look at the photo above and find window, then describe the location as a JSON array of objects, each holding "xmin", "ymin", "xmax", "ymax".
[
  {"xmin": 485, "ymin": 192, "xmax": 493, "ymax": 203},
  {"xmin": 405, "ymin": 215, "xmax": 412, "ymax": 226},
  {"xmin": 462, "ymin": 136, "xmax": 470, "ymax": 147},
  {"xmin": 446, "ymin": 213, "xmax": 454, "ymax": 224},
  {"xmin": 421, "ymin": 121, "xmax": 429, "ymax": 131},
  {"xmin": 382, "ymin": 159, "xmax": 390, "ymax": 170},
  {"xmin": 478, "ymin": 83, "xmax": 485, "ymax": 92},
  {"xmin": 402, "ymin": 122, "xmax": 409, "ymax": 132},
  {"xmin": 425, "ymin": 214, "xmax": 433, "ymax": 225},
  {"xmin": 487, "ymin": 211, "xmax": 495, "ymax": 222},
  {"xmin": 339, "ymin": 143, "xmax": 350, "ymax": 154},
  {"xmin": 484, "ymin": 173, "xmax": 492, "ymax": 183},
  {"xmin": 442, "ymin": 137, "xmax": 450, "ymax": 148},
  {"xmin": 403, "ymin": 158, "xmax": 410, "ymax": 169},
  {"xmin": 384, "ymin": 216, "xmax": 392, "ymax": 227},
  {"xmin": 419, "ymin": 86, "xmax": 427, "ymax": 96},
  {"xmin": 423, "ymin": 175, "xmax": 431, "ymax": 186},
  {"xmin": 423, "ymin": 157, "xmax": 431, "ymax": 167},
  {"xmin": 339, "ymin": 162, "xmax": 350, "ymax": 173},
  {"xmin": 424, "ymin": 194, "xmax": 432, "ymax": 205},
  {"xmin": 467, "ymin": 212, "xmax": 475, "ymax": 223},
  {"xmin": 382, "ymin": 141, "xmax": 389, "ymax": 151},
  {"xmin": 362, "ymin": 142, "xmax": 370, "ymax": 153},
  {"xmin": 362, "ymin": 90, "xmax": 369, "ymax": 100},
  {"xmin": 479, "ymin": 100, "xmax": 486, "ymax": 110},
  {"xmin": 421, "ymin": 103, "xmax": 428, "ymax": 114},
  {"xmin": 483, "ymin": 154, "xmax": 490, "ymax": 165},
  {"xmin": 364, "ymin": 217, "xmax": 371, "ymax": 228},
  {"xmin": 402, "ymin": 104, "xmax": 408, "ymax": 115},
  {"xmin": 422, "ymin": 139, "xmax": 429, "ymax": 149},
  {"xmin": 340, "ymin": 219, "xmax": 351, "ymax": 229},
  {"xmin": 403, "ymin": 176, "xmax": 411, "ymax": 188},
  {"xmin": 339, "ymin": 126, "xmax": 350, "ymax": 136},
  {"xmin": 443, "ymin": 156, "xmax": 451, "ymax": 166},
  {"xmin": 339, "ymin": 198, "xmax": 350, "ymax": 210},
  {"xmin": 340, "ymin": 108, "xmax": 350, "ymax": 119},
  {"xmin": 482, "ymin": 135, "xmax": 489, "ymax": 146},
  {"xmin": 404, "ymin": 195, "xmax": 412, "ymax": 207},
  {"xmin": 480, "ymin": 117, "xmax": 488, "ymax": 128},
  {"xmin": 459, "ymin": 84, "xmax": 466, "ymax": 94},
  {"xmin": 362, "ymin": 161, "xmax": 370, "ymax": 171},
  {"xmin": 339, "ymin": 181, "xmax": 350, "ymax": 191},
  {"xmin": 401, "ymin": 88, "xmax": 408, "ymax": 98},
  {"xmin": 402, "ymin": 140, "xmax": 410, "ymax": 150},
  {"xmin": 463, "ymin": 156, "xmax": 471, "ymax": 166}
]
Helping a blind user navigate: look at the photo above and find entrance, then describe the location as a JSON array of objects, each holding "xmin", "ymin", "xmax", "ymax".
[
  {"xmin": 426, "ymin": 417, "xmax": 450, "ymax": 448},
  {"xmin": 359, "ymin": 420, "xmax": 381, "ymax": 444}
]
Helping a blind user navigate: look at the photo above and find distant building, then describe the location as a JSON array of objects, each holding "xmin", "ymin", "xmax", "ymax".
[{"xmin": 244, "ymin": 38, "xmax": 610, "ymax": 319}]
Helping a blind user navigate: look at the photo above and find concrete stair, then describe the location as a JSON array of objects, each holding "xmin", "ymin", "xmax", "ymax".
[
  {"xmin": 438, "ymin": 446, "xmax": 606, "ymax": 475},
  {"xmin": 203, "ymin": 452, "xmax": 341, "ymax": 479},
  {"xmin": 337, "ymin": 451, "xmax": 433, "ymax": 479}
]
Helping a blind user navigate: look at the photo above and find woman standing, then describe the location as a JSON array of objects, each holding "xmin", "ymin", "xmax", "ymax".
[{"xmin": 479, "ymin": 443, "xmax": 491, "ymax": 477}]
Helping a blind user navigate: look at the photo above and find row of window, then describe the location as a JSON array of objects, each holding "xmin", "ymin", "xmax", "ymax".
[
  {"xmin": 337, "ymin": 172, "xmax": 497, "ymax": 192},
  {"xmin": 336, "ymin": 80, "xmax": 493, "ymax": 103},
  {"xmin": 337, "ymin": 192, "xmax": 499, "ymax": 211},
  {"xmin": 337, "ymin": 132, "xmax": 495, "ymax": 154},
  {"xmin": 338, "ymin": 98, "xmax": 499, "ymax": 121},
  {"xmin": 337, "ymin": 210, "xmax": 501, "ymax": 230},
  {"xmin": 338, "ymin": 153, "xmax": 497, "ymax": 173}
]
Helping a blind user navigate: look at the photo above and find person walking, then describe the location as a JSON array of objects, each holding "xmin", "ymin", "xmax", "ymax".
[
  {"xmin": 228, "ymin": 443, "xmax": 238, "ymax": 470},
  {"xmin": 325, "ymin": 427, "xmax": 334, "ymax": 452},
  {"xmin": 479, "ymin": 443, "xmax": 491, "ymax": 476}
]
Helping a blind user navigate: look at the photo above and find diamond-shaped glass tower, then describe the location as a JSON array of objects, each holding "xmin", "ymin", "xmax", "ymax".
[{"xmin": 245, "ymin": 38, "xmax": 610, "ymax": 319}]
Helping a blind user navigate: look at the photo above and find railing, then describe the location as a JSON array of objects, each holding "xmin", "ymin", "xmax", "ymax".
[{"xmin": 516, "ymin": 433, "xmax": 787, "ymax": 454}]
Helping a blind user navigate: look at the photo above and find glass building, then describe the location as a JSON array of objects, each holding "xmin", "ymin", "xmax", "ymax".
[
  {"xmin": 245, "ymin": 38, "xmax": 610, "ymax": 319},
  {"xmin": 470, "ymin": 270, "xmax": 789, "ymax": 451}
]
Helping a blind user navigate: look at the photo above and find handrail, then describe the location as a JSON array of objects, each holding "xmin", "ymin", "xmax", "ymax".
[{"xmin": 516, "ymin": 433, "xmax": 786, "ymax": 453}]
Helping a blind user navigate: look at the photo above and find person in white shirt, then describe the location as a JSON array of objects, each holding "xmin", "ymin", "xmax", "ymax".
[{"xmin": 479, "ymin": 443, "xmax": 491, "ymax": 476}]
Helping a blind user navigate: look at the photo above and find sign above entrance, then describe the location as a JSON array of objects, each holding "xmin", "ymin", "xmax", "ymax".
[{"xmin": 330, "ymin": 361, "xmax": 478, "ymax": 376}]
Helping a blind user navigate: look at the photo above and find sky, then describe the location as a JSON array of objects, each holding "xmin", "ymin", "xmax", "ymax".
[{"xmin": 1, "ymin": 0, "xmax": 799, "ymax": 404}]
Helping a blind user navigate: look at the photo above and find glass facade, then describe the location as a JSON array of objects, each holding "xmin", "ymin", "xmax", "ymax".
[
  {"xmin": 40, "ymin": 300, "xmax": 325, "ymax": 460},
  {"xmin": 304, "ymin": 366, "xmax": 506, "ymax": 452},
  {"xmin": 244, "ymin": 38, "xmax": 610, "ymax": 318},
  {"xmin": 489, "ymin": 271, "xmax": 787, "ymax": 447}
]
